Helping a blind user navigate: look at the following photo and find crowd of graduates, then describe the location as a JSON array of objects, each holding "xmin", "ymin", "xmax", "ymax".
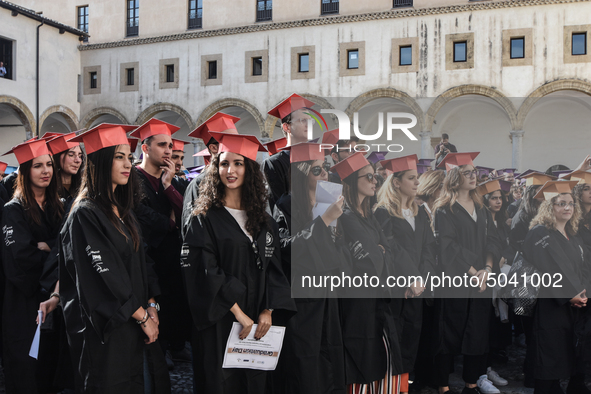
[{"xmin": 0, "ymin": 93, "xmax": 590, "ymax": 394}]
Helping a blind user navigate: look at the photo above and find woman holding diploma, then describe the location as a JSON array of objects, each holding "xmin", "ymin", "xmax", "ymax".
[
  {"xmin": 273, "ymin": 142, "xmax": 346, "ymax": 394},
  {"xmin": 181, "ymin": 133, "xmax": 295, "ymax": 394}
]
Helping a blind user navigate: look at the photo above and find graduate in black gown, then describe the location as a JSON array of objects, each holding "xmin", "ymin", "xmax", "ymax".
[
  {"xmin": 181, "ymin": 112, "xmax": 241, "ymax": 238},
  {"xmin": 59, "ymin": 124, "xmax": 167, "ymax": 393},
  {"xmin": 171, "ymin": 138, "xmax": 190, "ymax": 195},
  {"xmin": 131, "ymin": 118, "xmax": 191, "ymax": 365},
  {"xmin": 432, "ymin": 153, "xmax": 501, "ymax": 394},
  {"xmin": 1, "ymin": 138, "xmax": 64, "ymax": 393},
  {"xmin": 571, "ymin": 171, "xmax": 591, "ymax": 250},
  {"xmin": 47, "ymin": 132, "xmax": 85, "ymax": 204},
  {"xmin": 272, "ymin": 142, "xmax": 346, "ymax": 394},
  {"xmin": 521, "ymin": 181, "xmax": 590, "ymax": 394},
  {"xmin": 331, "ymin": 152, "xmax": 403, "ymax": 393},
  {"xmin": 374, "ymin": 154, "xmax": 436, "ymax": 394},
  {"xmin": 263, "ymin": 94, "xmax": 315, "ymax": 211},
  {"xmin": 181, "ymin": 132, "xmax": 295, "ymax": 394}
]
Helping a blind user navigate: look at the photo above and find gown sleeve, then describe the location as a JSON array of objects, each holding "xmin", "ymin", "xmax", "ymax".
[
  {"xmin": 181, "ymin": 213, "xmax": 247, "ymax": 330},
  {"xmin": 1, "ymin": 202, "xmax": 48, "ymax": 297},
  {"xmin": 419, "ymin": 209, "xmax": 438, "ymax": 278},
  {"xmin": 66, "ymin": 206, "xmax": 144, "ymax": 343},
  {"xmin": 523, "ymin": 225, "xmax": 585, "ymax": 304}
]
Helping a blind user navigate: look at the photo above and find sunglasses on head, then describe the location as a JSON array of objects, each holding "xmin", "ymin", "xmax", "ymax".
[{"xmin": 310, "ymin": 163, "xmax": 331, "ymax": 176}]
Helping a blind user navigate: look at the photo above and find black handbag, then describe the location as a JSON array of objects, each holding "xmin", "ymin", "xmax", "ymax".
[{"xmin": 500, "ymin": 251, "xmax": 540, "ymax": 317}]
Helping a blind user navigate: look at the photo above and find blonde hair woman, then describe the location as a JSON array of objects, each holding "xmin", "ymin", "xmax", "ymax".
[
  {"xmin": 522, "ymin": 182, "xmax": 587, "ymax": 394},
  {"xmin": 431, "ymin": 153, "xmax": 501, "ymax": 394},
  {"xmin": 416, "ymin": 170, "xmax": 445, "ymax": 222},
  {"xmin": 374, "ymin": 155, "xmax": 436, "ymax": 394}
]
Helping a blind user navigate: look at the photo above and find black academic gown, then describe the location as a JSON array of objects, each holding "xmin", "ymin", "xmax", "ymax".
[
  {"xmin": 1, "ymin": 199, "xmax": 60, "ymax": 393},
  {"xmin": 0, "ymin": 172, "xmax": 17, "ymax": 199},
  {"xmin": 374, "ymin": 205, "xmax": 436, "ymax": 373},
  {"xmin": 136, "ymin": 168, "xmax": 191, "ymax": 346},
  {"xmin": 181, "ymin": 206, "xmax": 296, "ymax": 394},
  {"xmin": 506, "ymin": 199, "xmax": 521, "ymax": 219},
  {"xmin": 522, "ymin": 225, "xmax": 588, "ymax": 380},
  {"xmin": 59, "ymin": 199, "xmax": 159, "ymax": 393},
  {"xmin": 273, "ymin": 194, "xmax": 346, "ymax": 394},
  {"xmin": 433, "ymin": 203, "xmax": 500, "ymax": 356},
  {"xmin": 328, "ymin": 172, "xmax": 342, "ymax": 185},
  {"xmin": 174, "ymin": 175, "xmax": 190, "ymax": 196},
  {"xmin": 509, "ymin": 208, "xmax": 531, "ymax": 255},
  {"xmin": 263, "ymin": 151, "xmax": 290, "ymax": 211},
  {"xmin": 338, "ymin": 208, "xmax": 403, "ymax": 384}
]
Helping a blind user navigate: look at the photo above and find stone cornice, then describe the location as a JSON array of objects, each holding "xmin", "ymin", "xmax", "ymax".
[{"xmin": 79, "ymin": 0, "xmax": 588, "ymax": 51}]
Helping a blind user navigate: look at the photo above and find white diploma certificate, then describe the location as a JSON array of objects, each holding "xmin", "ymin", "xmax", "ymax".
[
  {"xmin": 222, "ymin": 322, "xmax": 286, "ymax": 371},
  {"xmin": 312, "ymin": 180, "xmax": 343, "ymax": 227}
]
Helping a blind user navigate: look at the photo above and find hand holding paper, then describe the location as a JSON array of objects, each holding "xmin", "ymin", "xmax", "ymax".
[{"xmin": 312, "ymin": 181, "xmax": 343, "ymax": 227}]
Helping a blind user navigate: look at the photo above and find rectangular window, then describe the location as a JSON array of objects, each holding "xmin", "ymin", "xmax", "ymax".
[
  {"xmin": 256, "ymin": 0, "xmax": 272, "ymax": 22},
  {"xmin": 321, "ymin": 0, "xmax": 339, "ymax": 15},
  {"xmin": 166, "ymin": 64, "xmax": 174, "ymax": 83},
  {"xmin": 252, "ymin": 57, "xmax": 263, "ymax": 76},
  {"xmin": 126, "ymin": 0, "xmax": 139, "ymax": 37},
  {"xmin": 0, "ymin": 37, "xmax": 13, "ymax": 80},
  {"xmin": 208, "ymin": 60, "xmax": 217, "ymax": 79},
  {"xmin": 453, "ymin": 41, "xmax": 467, "ymax": 62},
  {"xmin": 126, "ymin": 68, "xmax": 134, "ymax": 85},
  {"xmin": 573, "ymin": 32, "xmax": 587, "ymax": 56},
  {"xmin": 188, "ymin": 0, "xmax": 202, "ymax": 29},
  {"xmin": 77, "ymin": 6, "xmax": 89, "ymax": 42},
  {"xmin": 510, "ymin": 37, "xmax": 524, "ymax": 59},
  {"xmin": 393, "ymin": 0, "xmax": 413, "ymax": 7},
  {"xmin": 298, "ymin": 53, "xmax": 309, "ymax": 72},
  {"xmin": 399, "ymin": 46, "xmax": 412, "ymax": 65},
  {"xmin": 347, "ymin": 49, "xmax": 359, "ymax": 69},
  {"xmin": 90, "ymin": 71, "xmax": 97, "ymax": 89}
]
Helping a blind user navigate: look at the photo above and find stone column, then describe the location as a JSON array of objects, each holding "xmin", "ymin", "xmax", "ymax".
[
  {"xmin": 510, "ymin": 130, "xmax": 524, "ymax": 171},
  {"xmin": 419, "ymin": 131, "xmax": 433, "ymax": 160}
]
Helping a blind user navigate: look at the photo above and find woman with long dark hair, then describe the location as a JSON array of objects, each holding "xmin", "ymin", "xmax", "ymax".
[
  {"xmin": 522, "ymin": 181, "xmax": 587, "ymax": 393},
  {"xmin": 181, "ymin": 133, "xmax": 295, "ymax": 394},
  {"xmin": 1, "ymin": 138, "xmax": 64, "ymax": 393},
  {"xmin": 58, "ymin": 124, "xmax": 164, "ymax": 392},
  {"xmin": 571, "ymin": 171, "xmax": 591, "ymax": 249},
  {"xmin": 47, "ymin": 132, "xmax": 85, "ymax": 202},
  {"xmin": 332, "ymin": 152, "xmax": 403, "ymax": 393},
  {"xmin": 272, "ymin": 142, "xmax": 346, "ymax": 394},
  {"xmin": 374, "ymin": 155, "xmax": 436, "ymax": 394},
  {"xmin": 431, "ymin": 153, "xmax": 500, "ymax": 394}
]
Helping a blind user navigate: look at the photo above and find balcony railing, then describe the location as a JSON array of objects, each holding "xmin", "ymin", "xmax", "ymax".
[
  {"xmin": 321, "ymin": 0, "xmax": 339, "ymax": 15},
  {"xmin": 256, "ymin": 8, "xmax": 272, "ymax": 22},
  {"xmin": 393, "ymin": 0, "xmax": 413, "ymax": 7},
  {"xmin": 126, "ymin": 22, "xmax": 138, "ymax": 37},
  {"xmin": 188, "ymin": 13, "xmax": 202, "ymax": 29}
]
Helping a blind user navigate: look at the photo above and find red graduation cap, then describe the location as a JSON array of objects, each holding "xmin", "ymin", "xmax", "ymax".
[
  {"xmin": 41, "ymin": 132, "xmax": 65, "ymax": 139},
  {"xmin": 129, "ymin": 118, "xmax": 180, "ymax": 140},
  {"xmin": 321, "ymin": 129, "xmax": 340, "ymax": 145},
  {"xmin": 264, "ymin": 137, "xmax": 287, "ymax": 156},
  {"xmin": 366, "ymin": 151, "xmax": 388, "ymax": 165},
  {"xmin": 329, "ymin": 152, "xmax": 371, "ymax": 180},
  {"xmin": 172, "ymin": 139, "xmax": 190, "ymax": 151},
  {"xmin": 476, "ymin": 179, "xmax": 513, "ymax": 196},
  {"xmin": 280, "ymin": 142, "xmax": 325, "ymax": 163},
  {"xmin": 380, "ymin": 154, "xmax": 418, "ymax": 173},
  {"xmin": 127, "ymin": 137, "xmax": 140, "ymax": 152},
  {"xmin": 69, "ymin": 123, "xmax": 137, "ymax": 155},
  {"xmin": 188, "ymin": 112, "xmax": 240, "ymax": 143},
  {"xmin": 0, "ymin": 161, "xmax": 7, "ymax": 173},
  {"xmin": 563, "ymin": 170, "xmax": 591, "ymax": 184},
  {"xmin": 47, "ymin": 132, "xmax": 79, "ymax": 156},
  {"xmin": 193, "ymin": 148, "xmax": 211, "ymax": 165},
  {"xmin": 209, "ymin": 132, "xmax": 267, "ymax": 162},
  {"xmin": 533, "ymin": 180, "xmax": 579, "ymax": 200},
  {"xmin": 267, "ymin": 93, "xmax": 316, "ymax": 120},
  {"xmin": 3, "ymin": 139, "xmax": 52, "ymax": 165},
  {"xmin": 437, "ymin": 152, "xmax": 479, "ymax": 171}
]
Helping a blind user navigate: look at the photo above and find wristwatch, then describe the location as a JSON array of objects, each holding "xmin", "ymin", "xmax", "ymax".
[{"xmin": 147, "ymin": 302, "xmax": 160, "ymax": 312}]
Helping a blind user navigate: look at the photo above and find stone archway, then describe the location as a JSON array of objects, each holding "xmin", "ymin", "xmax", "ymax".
[
  {"xmin": 516, "ymin": 79, "xmax": 591, "ymax": 130},
  {"xmin": 80, "ymin": 107, "xmax": 130, "ymax": 129},
  {"xmin": 425, "ymin": 85, "xmax": 518, "ymax": 132},
  {"xmin": 0, "ymin": 95, "xmax": 35, "ymax": 138},
  {"xmin": 40, "ymin": 105, "xmax": 79, "ymax": 132},
  {"xmin": 344, "ymin": 88, "xmax": 425, "ymax": 132},
  {"xmin": 135, "ymin": 103, "xmax": 193, "ymax": 130},
  {"xmin": 197, "ymin": 98, "xmax": 265, "ymax": 135}
]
